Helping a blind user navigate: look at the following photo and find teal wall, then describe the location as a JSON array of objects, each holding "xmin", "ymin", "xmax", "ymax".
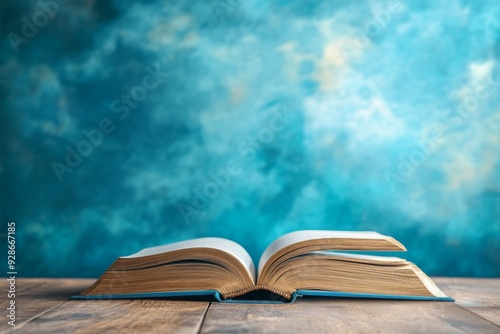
[{"xmin": 1, "ymin": 0, "xmax": 499, "ymax": 277}]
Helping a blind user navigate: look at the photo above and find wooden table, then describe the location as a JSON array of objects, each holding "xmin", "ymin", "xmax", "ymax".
[{"xmin": 0, "ymin": 278, "xmax": 499, "ymax": 333}]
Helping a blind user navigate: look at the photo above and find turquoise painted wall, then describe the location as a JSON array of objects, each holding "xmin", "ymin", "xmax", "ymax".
[{"xmin": 1, "ymin": 0, "xmax": 499, "ymax": 277}]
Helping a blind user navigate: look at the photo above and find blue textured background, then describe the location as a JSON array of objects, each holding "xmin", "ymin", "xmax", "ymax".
[{"xmin": 1, "ymin": 0, "xmax": 499, "ymax": 278}]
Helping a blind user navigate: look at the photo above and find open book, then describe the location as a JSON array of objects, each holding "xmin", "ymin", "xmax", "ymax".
[{"xmin": 75, "ymin": 230, "xmax": 453, "ymax": 303}]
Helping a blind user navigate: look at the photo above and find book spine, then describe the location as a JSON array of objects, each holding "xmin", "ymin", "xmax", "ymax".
[{"xmin": 222, "ymin": 285, "xmax": 292, "ymax": 300}]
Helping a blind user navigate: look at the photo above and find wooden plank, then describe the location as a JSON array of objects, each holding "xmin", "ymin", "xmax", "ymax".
[
  {"xmin": 434, "ymin": 277, "xmax": 500, "ymax": 326},
  {"xmin": 200, "ymin": 299, "xmax": 500, "ymax": 333},
  {"xmin": 0, "ymin": 278, "xmax": 93, "ymax": 332},
  {"xmin": 17, "ymin": 299, "xmax": 210, "ymax": 334},
  {"xmin": 1, "ymin": 279, "xmax": 209, "ymax": 334},
  {"xmin": 2, "ymin": 278, "xmax": 499, "ymax": 333}
]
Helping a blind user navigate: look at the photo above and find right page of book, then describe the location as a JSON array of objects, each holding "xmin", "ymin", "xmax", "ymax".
[{"xmin": 258, "ymin": 230, "xmax": 405, "ymax": 274}]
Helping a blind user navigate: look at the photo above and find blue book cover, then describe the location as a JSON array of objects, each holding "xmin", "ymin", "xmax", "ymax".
[{"xmin": 72, "ymin": 289, "xmax": 454, "ymax": 303}]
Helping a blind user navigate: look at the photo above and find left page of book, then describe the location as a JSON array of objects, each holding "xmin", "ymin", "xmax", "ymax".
[{"xmin": 123, "ymin": 237, "xmax": 256, "ymax": 283}]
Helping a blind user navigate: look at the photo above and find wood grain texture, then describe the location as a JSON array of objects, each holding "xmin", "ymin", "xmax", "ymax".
[
  {"xmin": 1, "ymin": 279, "xmax": 209, "ymax": 334},
  {"xmin": 200, "ymin": 299, "xmax": 500, "ymax": 334},
  {"xmin": 0, "ymin": 278, "xmax": 94, "ymax": 333},
  {"xmin": 1, "ymin": 278, "xmax": 499, "ymax": 333},
  {"xmin": 17, "ymin": 299, "xmax": 210, "ymax": 334},
  {"xmin": 434, "ymin": 277, "xmax": 500, "ymax": 326}
]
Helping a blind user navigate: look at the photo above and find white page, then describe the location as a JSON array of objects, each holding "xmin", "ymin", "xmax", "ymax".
[
  {"xmin": 258, "ymin": 230, "xmax": 401, "ymax": 273},
  {"xmin": 303, "ymin": 251, "xmax": 406, "ymax": 264},
  {"xmin": 123, "ymin": 237, "xmax": 256, "ymax": 282}
]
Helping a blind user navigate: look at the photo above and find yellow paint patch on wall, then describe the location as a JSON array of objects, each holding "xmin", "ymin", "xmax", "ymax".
[
  {"xmin": 180, "ymin": 32, "xmax": 199, "ymax": 48},
  {"xmin": 229, "ymin": 83, "xmax": 247, "ymax": 104},
  {"xmin": 312, "ymin": 39, "xmax": 351, "ymax": 92},
  {"xmin": 277, "ymin": 42, "xmax": 313, "ymax": 82},
  {"xmin": 148, "ymin": 15, "xmax": 193, "ymax": 45},
  {"xmin": 443, "ymin": 141, "xmax": 497, "ymax": 191}
]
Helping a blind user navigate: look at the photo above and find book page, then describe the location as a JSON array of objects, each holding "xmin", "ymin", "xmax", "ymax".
[
  {"xmin": 123, "ymin": 237, "xmax": 256, "ymax": 282},
  {"xmin": 309, "ymin": 251, "xmax": 407, "ymax": 264},
  {"xmin": 258, "ymin": 230, "xmax": 405, "ymax": 274}
]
